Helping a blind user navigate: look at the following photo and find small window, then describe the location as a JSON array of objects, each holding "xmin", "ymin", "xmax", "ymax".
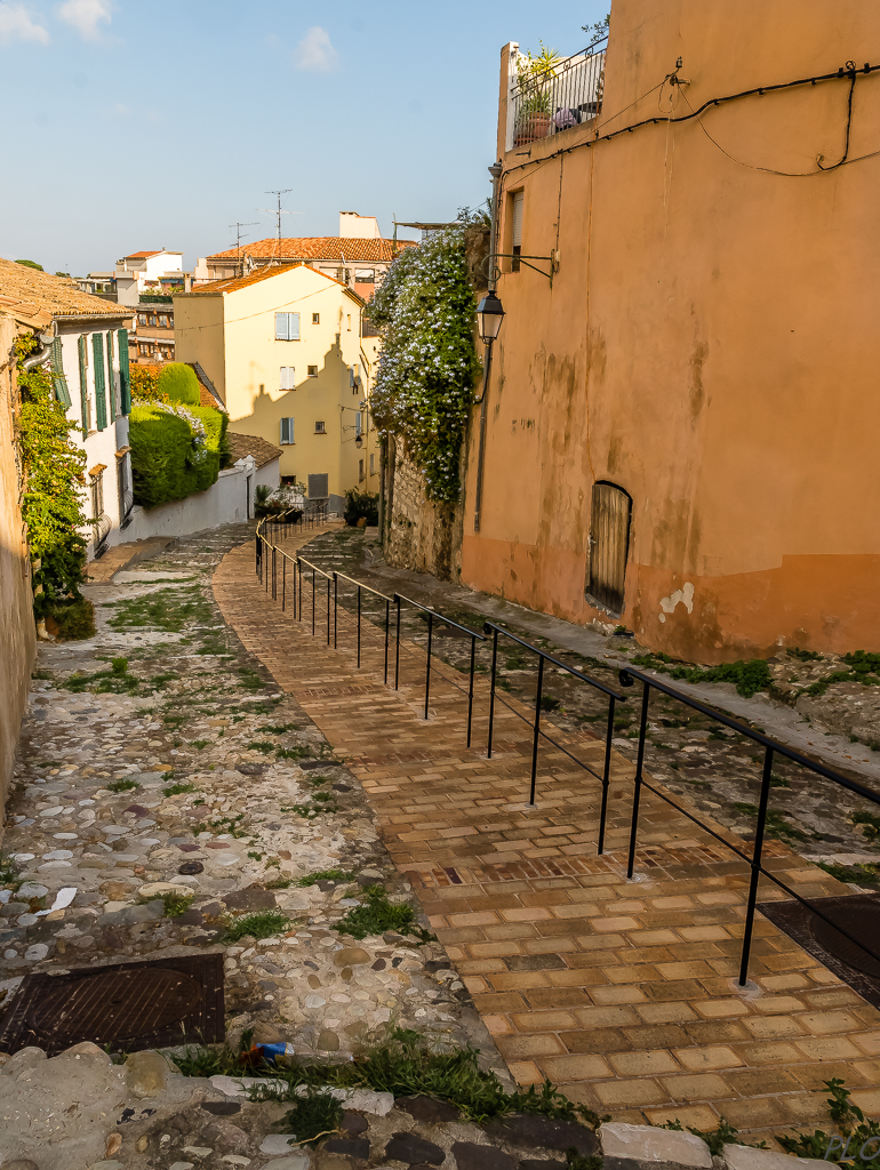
[
  {"xmin": 280, "ymin": 417, "xmax": 295, "ymax": 444},
  {"xmin": 510, "ymin": 190, "xmax": 524, "ymax": 272},
  {"xmin": 314, "ymin": 420, "xmax": 326, "ymax": 434},
  {"xmin": 586, "ymin": 482, "xmax": 632, "ymax": 614},
  {"xmin": 275, "ymin": 311, "xmax": 301, "ymax": 340},
  {"xmin": 312, "ymin": 312, "xmax": 320, "ymax": 325},
  {"xmin": 307, "ymin": 365, "xmax": 318, "ymax": 377},
  {"xmin": 280, "ymin": 366, "xmax": 296, "ymax": 390}
]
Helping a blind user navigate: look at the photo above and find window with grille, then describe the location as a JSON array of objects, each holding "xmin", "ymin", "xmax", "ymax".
[
  {"xmin": 586, "ymin": 482, "xmax": 632, "ymax": 614},
  {"xmin": 280, "ymin": 366, "xmax": 295, "ymax": 390},
  {"xmin": 275, "ymin": 312, "xmax": 301, "ymax": 340},
  {"xmin": 280, "ymin": 417, "xmax": 295, "ymax": 444}
]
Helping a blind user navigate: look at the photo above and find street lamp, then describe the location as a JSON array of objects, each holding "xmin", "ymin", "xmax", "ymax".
[{"xmin": 476, "ymin": 291, "xmax": 505, "ymax": 343}]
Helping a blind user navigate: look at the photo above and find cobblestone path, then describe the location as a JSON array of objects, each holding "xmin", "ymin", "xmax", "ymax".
[{"xmin": 214, "ymin": 532, "xmax": 880, "ymax": 1140}]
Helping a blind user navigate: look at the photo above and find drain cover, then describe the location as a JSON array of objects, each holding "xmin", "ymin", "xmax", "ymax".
[
  {"xmin": 759, "ymin": 894, "xmax": 880, "ymax": 1009},
  {"xmin": 0, "ymin": 953, "xmax": 224, "ymax": 1056}
]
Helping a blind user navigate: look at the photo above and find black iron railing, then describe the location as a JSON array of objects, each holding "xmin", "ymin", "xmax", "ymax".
[
  {"xmin": 254, "ymin": 519, "xmax": 880, "ymax": 989},
  {"xmin": 483, "ymin": 621, "xmax": 626, "ymax": 852},
  {"xmin": 618, "ymin": 664, "xmax": 880, "ymax": 986}
]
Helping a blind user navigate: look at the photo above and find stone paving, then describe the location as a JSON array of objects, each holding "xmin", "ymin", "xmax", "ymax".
[{"xmin": 214, "ymin": 529, "xmax": 880, "ymax": 1142}]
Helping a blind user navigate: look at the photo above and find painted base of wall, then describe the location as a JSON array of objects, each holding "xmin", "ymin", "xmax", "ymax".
[{"xmin": 461, "ymin": 533, "xmax": 880, "ymax": 663}]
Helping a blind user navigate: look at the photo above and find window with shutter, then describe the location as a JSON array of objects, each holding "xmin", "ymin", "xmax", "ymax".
[
  {"xmin": 92, "ymin": 333, "xmax": 107, "ymax": 431},
  {"xmin": 78, "ymin": 335, "xmax": 89, "ymax": 435},
  {"xmin": 50, "ymin": 337, "xmax": 72, "ymax": 408},
  {"xmin": 280, "ymin": 418, "xmax": 295, "ymax": 444},
  {"xmin": 117, "ymin": 329, "xmax": 131, "ymax": 414},
  {"xmin": 275, "ymin": 312, "xmax": 301, "ymax": 340},
  {"xmin": 106, "ymin": 331, "xmax": 116, "ymax": 422}
]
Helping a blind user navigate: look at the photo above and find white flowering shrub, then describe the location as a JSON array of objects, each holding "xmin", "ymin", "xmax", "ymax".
[{"xmin": 368, "ymin": 221, "xmax": 481, "ymax": 503}]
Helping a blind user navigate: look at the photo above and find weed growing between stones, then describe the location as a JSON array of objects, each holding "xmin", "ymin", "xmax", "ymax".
[
  {"xmin": 107, "ymin": 778, "xmax": 139, "ymax": 793},
  {"xmin": 297, "ymin": 869, "xmax": 357, "ymax": 886},
  {"xmin": 281, "ymin": 1088, "xmax": 343, "ymax": 1146},
  {"xmin": 223, "ymin": 909, "xmax": 291, "ymax": 942},
  {"xmin": 334, "ymin": 885, "xmax": 432, "ymax": 942}
]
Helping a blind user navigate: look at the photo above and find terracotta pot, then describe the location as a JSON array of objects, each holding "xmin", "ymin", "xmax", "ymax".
[{"xmin": 513, "ymin": 112, "xmax": 553, "ymax": 146}]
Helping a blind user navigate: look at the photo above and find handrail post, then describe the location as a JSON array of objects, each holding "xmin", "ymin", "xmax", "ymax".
[
  {"xmin": 529, "ymin": 654, "xmax": 545, "ymax": 805},
  {"xmin": 424, "ymin": 612, "xmax": 433, "ymax": 720},
  {"xmin": 333, "ymin": 573, "xmax": 338, "ymax": 649},
  {"xmin": 598, "ymin": 695, "xmax": 615, "ymax": 854},
  {"xmin": 384, "ymin": 599, "xmax": 390, "ymax": 684},
  {"xmin": 466, "ymin": 635, "xmax": 476, "ymax": 748},
  {"xmin": 626, "ymin": 681, "xmax": 651, "ymax": 879},
  {"xmin": 394, "ymin": 595, "xmax": 401, "ymax": 689},
  {"xmin": 740, "ymin": 746, "xmax": 774, "ymax": 986},
  {"xmin": 356, "ymin": 585, "xmax": 362, "ymax": 668},
  {"xmin": 487, "ymin": 626, "xmax": 498, "ymax": 758}
]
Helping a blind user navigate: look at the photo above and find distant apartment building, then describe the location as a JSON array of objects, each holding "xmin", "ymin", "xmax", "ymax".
[
  {"xmin": 0, "ymin": 258, "xmax": 135, "ymax": 559},
  {"xmin": 197, "ymin": 212, "xmax": 415, "ymax": 301},
  {"xmin": 174, "ymin": 263, "xmax": 379, "ymax": 512}
]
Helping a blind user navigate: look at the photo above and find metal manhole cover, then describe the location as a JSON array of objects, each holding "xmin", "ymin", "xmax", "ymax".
[
  {"xmin": 758, "ymin": 894, "xmax": 880, "ymax": 1009},
  {"xmin": 0, "ymin": 953, "xmax": 224, "ymax": 1056}
]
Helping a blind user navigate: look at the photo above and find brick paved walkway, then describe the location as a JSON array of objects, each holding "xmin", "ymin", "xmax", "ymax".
[{"xmin": 214, "ymin": 531, "xmax": 880, "ymax": 1139}]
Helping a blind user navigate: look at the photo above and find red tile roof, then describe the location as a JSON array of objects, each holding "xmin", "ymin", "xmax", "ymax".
[{"xmin": 207, "ymin": 237, "xmax": 416, "ymax": 263}]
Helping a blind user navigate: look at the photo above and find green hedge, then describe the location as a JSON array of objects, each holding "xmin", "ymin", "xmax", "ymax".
[
  {"xmin": 130, "ymin": 403, "xmax": 228, "ymax": 508},
  {"xmin": 158, "ymin": 362, "xmax": 201, "ymax": 405}
]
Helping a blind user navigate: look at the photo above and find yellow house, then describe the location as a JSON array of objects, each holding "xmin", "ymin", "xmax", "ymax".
[{"xmin": 174, "ymin": 264, "xmax": 379, "ymax": 512}]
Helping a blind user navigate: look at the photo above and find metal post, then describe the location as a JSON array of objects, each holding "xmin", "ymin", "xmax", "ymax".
[
  {"xmin": 394, "ymin": 596, "xmax": 401, "ymax": 690},
  {"xmin": 424, "ymin": 612, "xmax": 433, "ymax": 720},
  {"xmin": 626, "ymin": 682, "xmax": 651, "ymax": 879},
  {"xmin": 384, "ymin": 599, "xmax": 390, "ymax": 685},
  {"xmin": 333, "ymin": 574, "xmax": 338, "ymax": 649},
  {"xmin": 282, "ymin": 557, "xmax": 287, "ymax": 612},
  {"xmin": 466, "ymin": 635, "xmax": 476, "ymax": 748},
  {"xmin": 311, "ymin": 567, "xmax": 316, "ymax": 635},
  {"xmin": 356, "ymin": 586, "xmax": 362, "ymax": 669},
  {"xmin": 529, "ymin": 655, "xmax": 545, "ymax": 805},
  {"xmin": 487, "ymin": 626, "xmax": 498, "ymax": 758},
  {"xmin": 739, "ymin": 746, "xmax": 774, "ymax": 986},
  {"xmin": 598, "ymin": 696, "xmax": 615, "ymax": 854}
]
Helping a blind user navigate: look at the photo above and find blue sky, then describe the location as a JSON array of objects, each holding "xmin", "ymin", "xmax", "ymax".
[{"xmin": 0, "ymin": 0, "xmax": 607, "ymax": 275}]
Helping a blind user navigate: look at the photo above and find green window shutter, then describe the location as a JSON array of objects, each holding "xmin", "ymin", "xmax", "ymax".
[
  {"xmin": 92, "ymin": 333, "xmax": 107, "ymax": 431},
  {"xmin": 50, "ymin": 337, "xmax": 71, "ymax": 407},
  {"xmin": 106, "ymin": 331, "xmax": 116, "ymax": 422},
  {"xmin": 78, "ymin": 335, "xmax": 88, "ymax": 435},
  {"xmin": 117, "ymin": 328, "xmax": 131, "ymax": 414}
]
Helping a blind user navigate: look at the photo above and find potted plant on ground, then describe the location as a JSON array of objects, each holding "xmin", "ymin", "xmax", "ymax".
[{"xmin": 514, "ymin": 43, "xmax": 561, "ymax": 145}]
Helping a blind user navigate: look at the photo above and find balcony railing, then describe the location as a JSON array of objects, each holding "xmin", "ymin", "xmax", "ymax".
[{"xmin": 507, "ymin": 36, "xmax": 607, "ymax": 151}]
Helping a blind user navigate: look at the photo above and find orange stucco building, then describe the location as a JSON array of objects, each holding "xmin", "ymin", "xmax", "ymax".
[{"xmin": 461, "ymin": 0, "xmax": 880, "ymax": 663}]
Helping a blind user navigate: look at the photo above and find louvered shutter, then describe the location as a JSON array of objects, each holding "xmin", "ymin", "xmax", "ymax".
[
  {"xmin": 106, "ymin": 330, "xmax": 116, "ymax": 422},
  {"xmin": 78, "ymin": 335, "xmax": 89, "ymax": 435},
  {"xmin": 50, "ymin": 337, "xmax": 71, "ymax": 407},
  {"xmin": 92, "ymin": 334, "xmax": 107, "ymax": 431},
  {"xmin": 117, "ymin": 329, "xmax": 131, "ymax": 414}
]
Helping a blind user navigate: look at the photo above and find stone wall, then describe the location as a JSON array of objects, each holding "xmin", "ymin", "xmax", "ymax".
[
  {"xmin": 0, "ymin": 317, "xmax": 36, "ymax": 811},
  {"xmin": 383, "ymin": 436, "xmax": 464, "ymax": 581}
]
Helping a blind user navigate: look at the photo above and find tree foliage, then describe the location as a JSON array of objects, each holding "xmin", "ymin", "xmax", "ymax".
[
  {"xmin": 15, "ymin": 333, "xmax": 88, "ymax": 615},
  {"xmin": 367, "ymin": 217, "xmax": 482, "ymax": 504}
]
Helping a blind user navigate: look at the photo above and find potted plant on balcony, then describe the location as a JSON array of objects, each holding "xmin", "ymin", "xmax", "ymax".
[{"xmin": 514, "ymin": 43, "xmax": 561, "ymax": 145}]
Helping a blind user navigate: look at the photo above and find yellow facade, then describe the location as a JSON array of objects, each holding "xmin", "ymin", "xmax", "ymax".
[{"xmin": 174, "ymin": 265, "xmax": 379, "ymax": 510}]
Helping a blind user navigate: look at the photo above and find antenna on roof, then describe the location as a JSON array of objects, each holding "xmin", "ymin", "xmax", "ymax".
[
  {"xmin": 229, "ymin": 221, "xmax": 258, "ymax": 275},
  {"xmin": 261, "ymin": 188, "xmax": 294, "ymax": 261}
]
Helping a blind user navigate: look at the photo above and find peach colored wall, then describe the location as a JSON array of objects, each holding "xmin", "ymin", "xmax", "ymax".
[{"xmin": 462, "ymin": 0, "xmax": 880, "ymax": 662}]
